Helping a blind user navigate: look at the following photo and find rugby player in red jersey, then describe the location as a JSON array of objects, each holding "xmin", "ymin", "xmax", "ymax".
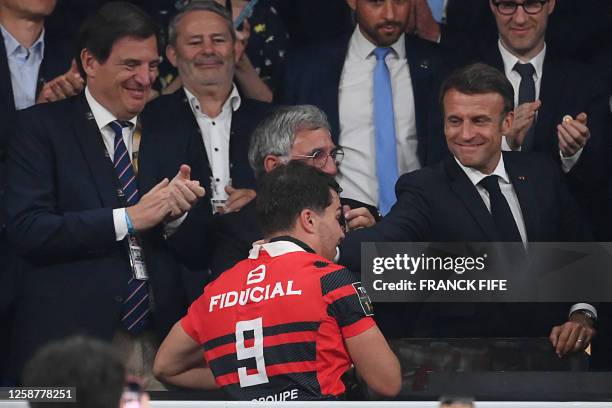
[{"xmin": 154, "ymin": 161, "xmax": 401, "ymax": 400}]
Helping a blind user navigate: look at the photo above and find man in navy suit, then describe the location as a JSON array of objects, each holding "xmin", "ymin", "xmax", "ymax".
[
  {"xmin": 139, "ymin": 1, "xmax": 270, "ymax": 294},
  {"xmin": 278, "ymin": 0, "xmax": 454, "ymax": 216},
  {"xmin": 5, "ymin": 2, "xmax": 204, "ymax": 384},
  {"xmin": 0, "ymin": 0, "xmax": 81, "ymax": 384},
  {"xmin": 479, "ymin": 0, "xmax": 611, "ymax": 239},
  {"xmin": 340, "ymin": 63, "xmax": 595, "ymax": 357}
]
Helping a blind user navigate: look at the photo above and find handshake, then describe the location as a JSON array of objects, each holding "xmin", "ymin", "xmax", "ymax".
[{"xmin": 127, "ymin": 164, "xmax": 206, "ymax": 232}]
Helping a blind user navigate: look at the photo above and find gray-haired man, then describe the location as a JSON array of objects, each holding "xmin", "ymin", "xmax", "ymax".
[{"xmin": 208, "ymin": 104, "xmax": 378, "ymax": 277}]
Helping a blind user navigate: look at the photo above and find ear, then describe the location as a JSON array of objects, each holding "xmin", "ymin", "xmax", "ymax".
[
  {"xmin": 501, "ymin": 110, "xmax": 514, "ymax": 136},
  {"xmin": 166, "ymin": 45, "xmax": 178, "ymax": 68},
  {"xmin": 263, "ymin": 155, "xmax": 283, "ymax": 173},
  {"xmin": 80, "ymin": 49, "xmax": 98, "ymax": 79},
  {"xmin": 346, "ymin": 0, "xmax": 357, "ymax": 12},
  {"xmin": 547, "ymin": 0, "xmax": 556, "ymax": 15},
  {"xmin": 298, "ymin": 208, "xmax": 317, "ymax": 235}
]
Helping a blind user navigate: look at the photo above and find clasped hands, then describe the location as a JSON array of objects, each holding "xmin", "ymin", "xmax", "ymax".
[{"xmin": 126, "ymin": 164, "xmax": 205, "ymax": 231}]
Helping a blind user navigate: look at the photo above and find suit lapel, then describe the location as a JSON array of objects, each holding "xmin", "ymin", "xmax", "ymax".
[
  {"xmin": 405, "ymin": 35, "xmax": 433, "ymax": 164},
  {"xmin": 71, "ymin": 96, "xmax": 118, "ymax": 208},
  {"xmin": 445, "ymin": 157, "xmax": 499, "ymax": 241},
  {"xmin": 503, "ymin": 153, "xmax": 540, "ymax": 241}
]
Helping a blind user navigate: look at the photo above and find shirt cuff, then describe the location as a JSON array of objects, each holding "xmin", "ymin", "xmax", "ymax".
[
  {"xmin": 113, "ymin": 208, "xmax": 128, "ymax": 241},
  {"xmin": 569, "ymin": 303, "xmax": 597, "ymax": 319},
  {"xmin": 502, "ymin": 136, "xmax": 521, "ymax": 152},
  {"xmin": 164, "ymin": 213, "xmax": 188, "ymax": 237},
  {"xmin": 559, "ymin": 147, "xmax": 583, "ymax": 173}
]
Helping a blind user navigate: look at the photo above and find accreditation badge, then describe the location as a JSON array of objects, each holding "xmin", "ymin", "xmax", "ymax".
[{"xmin": 127, "ymin": 235, "xmax": 148, "ymax": 280}]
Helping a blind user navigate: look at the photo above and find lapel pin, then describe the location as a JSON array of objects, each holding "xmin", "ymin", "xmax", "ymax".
[
  {"xmin": 517, "ymin": 176, "xmax": 526, "ymax": 181},
  {"xmin": 85, "ymin": 112, "xmax": 94, "ymax": 120},
  {"xmin": 419, "ymin": 60, "xmax": 430, "ymax": 70}
]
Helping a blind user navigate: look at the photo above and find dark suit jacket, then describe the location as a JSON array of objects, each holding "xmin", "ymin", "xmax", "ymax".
[
  {"xmin": 278, "ymin": 33, "xmax": 455, "ymax": 167},
  {"xmin": 138, "ymin": 89, "xmax": 270, "ymax": 297},
  {"xmin": 340, "ymin": 152, "xmax": 592, "ymax": 338},
  {"xmin": 480, "ymin": 48, "xmax": 612, "ymax": 238},
  {"xmin": 0, "ymin": 29, "xmax": 73, "ymax": 383},
  {"xmin": 5, "ymin": 95, "xmax": 187, "ymax": 381}
]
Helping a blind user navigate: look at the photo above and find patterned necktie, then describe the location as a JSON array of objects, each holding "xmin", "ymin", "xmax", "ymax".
[
  {"xmin": 109, "ymin": 120, "xmax": 150, "ymax": 334},
  {"xmin": 373, "ymin": 47, "xmax": 399, "ymax": 216},
  {"xmin": 427, "ymin": 0, "xmax": 445, "ymax": 22},
  {"xmin": 513, "ymin": 62, "xmax": 536, "ymax": 151},
  {"xmin": 479, "ymin": 175, "xmax": 522, "ymax": 242}
]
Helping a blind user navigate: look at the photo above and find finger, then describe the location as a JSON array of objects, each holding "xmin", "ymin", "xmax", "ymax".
[
  {"xmin": 174, "ymin": 181, "xmax": 198, "ymax": 204},
  {"xmin": 185, "ymin": 181, "xmax": 206, "ymax": 198},
  {"xmin": 572, "ymin": 326, "xmax": 588, "ymax": 352},
  {"xmin": 150, "ymin": 178, "xmax": 170, "ymax": 194},
  {"xmin": 562, "ymin": 324, "xmax": 582, "ymax": 355},
  {"xmin": 564, "ymin": 120, "xmax": 590, "ymax": 140},
  {"xmin": 557, "ymin": 125, "xmax": 580, "ymax": 154},
  {"xmin": 576, "ymin": 112, "xmax": 588, "ymax": 125},
  {"xmin": 64, "ymin": 72, "xmax": 85, "ymax": 90},
  {"xmin": 174, "ymin": 164, "xmax": 191, "ymax": 181},
  {"xmin": 225, "ymin": 185, "xmax": 236, "ymax": 195},
  {"xmin": 50, "ymin": 82, "xmax": 67, "ymax": 99},
  {"xmin": 56, "ymin": 76, "xmax": 76, "ymax": 95},
  {"xmin": 555, "ymin": 325, "xmax": 573, "ymax": 355},
  {"xmin": 225, "ymin": 190, "xmax": 248, "ymax": 209},
  {"xmin": 342, "ymin": 204, "xmax": 351, "ymax": 217},
  {"xmin": 347, "ymin": 215, "xmax": 370, "ymax": 230},
  {"xmin": 558, "ymin": 324, "xmax": 581, "ymax": 356},
  {"xmin": 225, "ymin": 195, "xmax": 251, "ymax": 213},
  {"xmin": 549, "ymin": 326, "xmax": 560, "ymax": 349},
  {"xmin": 557, "ymin": 132, "xmax": 570, "ymax": 154},
  {"xmin": 169, "ymin": 187, "xmax": 191, "ymax": 212}
]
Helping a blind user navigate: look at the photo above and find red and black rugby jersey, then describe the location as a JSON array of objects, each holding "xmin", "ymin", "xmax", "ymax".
[{"xmin": 181, "ymin": 240, "xmax": 375, "ymax": 401}]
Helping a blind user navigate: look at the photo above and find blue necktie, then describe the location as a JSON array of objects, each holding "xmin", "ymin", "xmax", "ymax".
[
  {"xmin": 373, "ymin": 47, "xmax": 399, "ymax": 215},
  {"xmin": 109, "ymin": 120, "xmax": 150, "ymax": 334},
  {"xmin": 427, "ymin": 0, "xmax": 445, "ymax": 23}
]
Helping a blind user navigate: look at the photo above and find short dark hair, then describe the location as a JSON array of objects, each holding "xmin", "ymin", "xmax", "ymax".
[
  {"xmin": 75, "ymin": 2, "xmax": 159, "ymax": 78},
  {"xmin": 23, "ymin": 336, "xmax": 125, "ymax": 408},
  {"xmin": 256, "ymin": 161, "xmax": 341, "ymax": 237},
  {"xmin": 440, "ymin": 63, "xmax": 515, "ymax": 116},
  {"xmin": 168, "ymin": 0, "xmax": 236, "ymax": 46}
]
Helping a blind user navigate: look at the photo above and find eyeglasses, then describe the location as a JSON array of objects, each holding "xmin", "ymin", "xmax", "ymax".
[
  {"xmin": 292, "ymin": 147, "xmax": 345, "ymax": 169},
  {"xmin": 492, "ymin": 0, "xmax": 548, "ymax": 15}
]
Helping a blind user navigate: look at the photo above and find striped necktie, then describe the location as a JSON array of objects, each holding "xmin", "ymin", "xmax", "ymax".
[{"xmin": 109, "ymin": 120, "xmax": 150, "ymax": 334}]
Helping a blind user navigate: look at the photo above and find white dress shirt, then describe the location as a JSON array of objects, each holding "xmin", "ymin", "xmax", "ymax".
[
  {"xmin": 85, "ymin": 87, "xmax": 137, "ymax": 242},
  {"xmin": 338, "ymin": 27, "xmax": 419, "ymax": 208},
  {"xmin": 184, "ymin": 86, "xmax": 241, "ymax": 204},
  {"xmin": 456, "ymin": 154, "xmax": 597, "ymax": 318},
  {"xmin": 1, "ymin": 25, "xmax": 45, "ymax": 110},
  {"xmin": 455, "ymin": 155, "xmax": 528, "ymax": 246},
  {"xmin": 498, "ymin": 40, "xmax": 581, "ymax": 172}
]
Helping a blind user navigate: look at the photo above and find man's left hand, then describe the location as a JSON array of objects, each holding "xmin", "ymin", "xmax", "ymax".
[
  {"xmin": 557, "ymin": 112, "xmax": 590, "ymax": 157},
  {"xmin": 549, "ymin": 311, "xmax": 596, "ymax": 357}
]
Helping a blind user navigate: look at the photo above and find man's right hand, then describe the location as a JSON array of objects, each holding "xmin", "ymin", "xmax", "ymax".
[
  {"xmin": 126, "ymin": 179, "xmax": 172, "ymax": 231},
  {"xmin": 166, "ymin": 164, "xmax": 206, "ymax": 221},
  {"xmin": 505, "ymin": 100, "xmax": 541, "ymax": 150}
]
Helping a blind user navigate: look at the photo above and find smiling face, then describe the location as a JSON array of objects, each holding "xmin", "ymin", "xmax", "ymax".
[
  {"xmin": 443, "ymin": 89, "xmax": 513, "ymax": 174},
  {"xmin": 491, "ymin": 0, "xmax": 556, "ymax": 60},
  {"xmin": 166, "ymin": 10, "xmax": 236, "ymax": 91},
  {"xmin": 347, "ymin": 0, "xmax": 411, "ymax": 46},
  {"xmin": 82, "ymin": 35, "xmax": 159, "ymax": 120}
]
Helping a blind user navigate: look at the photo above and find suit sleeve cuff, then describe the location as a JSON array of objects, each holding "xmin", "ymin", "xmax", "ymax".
[
  {"xmin": 569, "ymin": 303, "xmax": 597, "ymax": 319},
  {"xmin": 113, "ymin": 208, "xmax": 128, "ymax": 241}
]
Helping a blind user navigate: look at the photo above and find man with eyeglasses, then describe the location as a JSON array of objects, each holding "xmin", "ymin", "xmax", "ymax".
[
  {"xmin": 477, "ymin": 0, "xmax": 611, "ymax": 241},
  {"xmin": 207, "ymin": 105, "xmax": 378, "ymax": 278}
]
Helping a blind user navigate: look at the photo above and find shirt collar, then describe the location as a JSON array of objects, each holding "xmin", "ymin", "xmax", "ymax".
[
  {"xmin": 455, "ymin": 153, "xmax": 510, "ymax": 187},
  {"xmin": 498, "ymin": 39, "xmax": 546, "ymax": 81},
  {"xmin": 84, "ymin": 86, "xmax": 137, "ymax": 131},
  {"xmin": 0, "ymin": 24, "xmax": 45, "ymax": 60},
  {"xmin": 183, "ymin": 84, "xmax": 242, "ymax": 118},
  {"xmin": 349, "ymin": 25, "xmax": 406, "ymax": 61},
  {"xmin": 248, "ymin": 238, "xmax": 313, "ymax": 259}
]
